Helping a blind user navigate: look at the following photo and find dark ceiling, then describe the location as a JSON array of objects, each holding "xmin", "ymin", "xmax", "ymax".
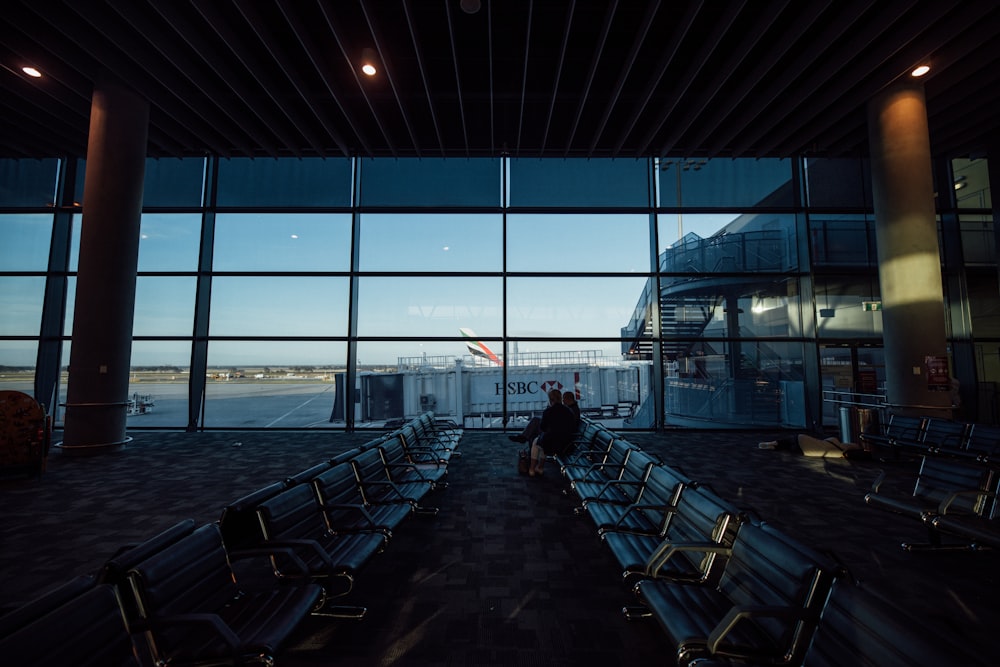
[{"xmin": 2, "ymin": 0, "xmax": 999, "ymax": 160}]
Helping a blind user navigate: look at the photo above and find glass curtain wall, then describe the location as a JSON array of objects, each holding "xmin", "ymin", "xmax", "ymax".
[{"xmin": 1, "ymin": 155, "xmax": 994, "ymax": 430}]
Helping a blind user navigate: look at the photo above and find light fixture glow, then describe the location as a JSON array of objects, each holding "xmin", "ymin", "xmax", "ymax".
[
  {"xmin": 911, "ymin": 65, "xmax": 930, "ymax": 77},
  {"xmin": 360, "ymin": 48, "xmax": 378, "ymax": 76},
  {"xmin": 22, "ymin": 66, "xmax": 42, "ymax": 78}
]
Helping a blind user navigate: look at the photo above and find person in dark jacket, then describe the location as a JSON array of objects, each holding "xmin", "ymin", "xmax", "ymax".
[
  {"xmin": 562, "ymin": 391, "xmax": 581, "ymax": 421},
  {"xmin": 528, "ymin": 389, "xmax": 577, "ymax": 476}
]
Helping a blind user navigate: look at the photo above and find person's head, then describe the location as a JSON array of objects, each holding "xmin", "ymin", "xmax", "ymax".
[
  {"xmin": 562, "ymin": 391, "xmax": 576, "ymax": 406},
  {"xmin": 548, "ymin": 388, "xmax": 562, "ymax": 405}
]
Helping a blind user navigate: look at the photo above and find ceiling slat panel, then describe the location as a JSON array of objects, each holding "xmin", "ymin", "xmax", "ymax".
[{"xmin": 0, "ymin": 0, "xmax": 996, "ymax": 159}]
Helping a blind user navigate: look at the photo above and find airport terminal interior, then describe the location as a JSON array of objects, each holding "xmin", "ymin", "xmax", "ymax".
[{"xmin": 2, "ymin": 1, "xmax": 1000, "ymax": 665}]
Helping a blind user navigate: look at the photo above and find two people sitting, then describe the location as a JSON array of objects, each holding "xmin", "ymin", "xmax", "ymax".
[{"xmin": 510, "ymin": 390, "xmax": 579, "ymax": 476}]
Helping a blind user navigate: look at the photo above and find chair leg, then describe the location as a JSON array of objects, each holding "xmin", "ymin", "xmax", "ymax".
[{"xmin": 622, "ymin": 606, "xmax": 652, "ymax": 621}]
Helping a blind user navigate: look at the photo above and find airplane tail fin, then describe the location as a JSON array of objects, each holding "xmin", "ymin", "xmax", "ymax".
[{"xmin": 460, "ymin": 328, "xmax": 502, "ymax": 366}]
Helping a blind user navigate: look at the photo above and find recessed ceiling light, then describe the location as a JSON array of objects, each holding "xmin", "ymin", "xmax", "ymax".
[
  {"xmin": 360, "ymin": 48, "xmax": 378, "ymax": 76},
  {"xmin": 911, "ymin": 65, "xmax": 930, "ymax": 77},
  {"xmin": 22, "ymin": 66, "xmax": 42, "ymax": 78}
]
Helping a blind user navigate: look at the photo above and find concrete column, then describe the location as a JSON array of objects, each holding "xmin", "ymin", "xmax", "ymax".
[
  {"xmin": 61, "ymin": 77, "xmax": 149, "ymax": 453},
  {"xmin": 867, "ymin": 82, "xmax": 950, "ymax": 418}
]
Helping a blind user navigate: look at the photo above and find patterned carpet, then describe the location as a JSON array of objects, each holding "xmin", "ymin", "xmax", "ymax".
[{"xmin": 1, "ymin": 427, "xmax": 997, "ymax": 665}]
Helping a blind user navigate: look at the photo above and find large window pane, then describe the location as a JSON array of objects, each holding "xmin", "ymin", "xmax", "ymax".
[
  {"xmin": 663, "ymin": 340, "xmax": 805, "ymax": 428},
  {"xmin": 138, "ymin": 214, "xmax": 202, "ymax": 271},
  {"xmin": 969, "ymin": 271, "xmax": 1000, "ymax": 338},
  {"xmin": 143, "ymin": 158, "xmax": 205, "ymax": 207},
  {"xmin": 216, "ymin": 157, "xmax": 352, "ymax": 207},
  {"xmin": 507, "ymin": 276, "xmax": 648, "ymax": 341},
  {"xmin": 0, "ymin": 341, "xmax": 37, "ymax": 387},
  {"xmin": 0, "ymin": 214, "xmax": 52, "ymax": 270},
  {"xmin": 804, "ymin": 158, "xmax": 873, "ymax": 208},
  {"xmin": 809, "ymin": 214, "xmax": 877, "ymax": 267},
  {"xmin": 357, "ymin": 277, "xmax": 502, "ymax": 337},
  {"xmin": 0, "ymin": 277, "xmax": 45, "ymax": 335},
  {"xmin": 661, "ymin": 279, "xmax": 803, "ymax": 340},
  {"xmin": 213, "ymin": 213, "xmax": 352, "ymax": 271},
  {"xmin": 126, "ymin": 341, "xmax": 192, "ymax": 428},
  {"xmin": 360, "ymin": 158, "xmax": 501, "ymax": 206},
  {"xmin": 133, "ymin": 277, "xmax": 196, "ymax": 336},
  {"xmin": 204, "ymin": 341, "xmax": 344, "ymax": 428},
  {"xmin": 210, "ymin": 277, "xmax": 349, "ymax": 336},
  {"xmin": 356, "ymin": 341, "xmax": 476, "ymax": 424},
  {"xmin": 960, "ymin": 215, "xmax": 994, "ymax": 265},
  {"xmin": 359, "ymin": 214, "xmax": 502, "ymax": 271},
  {"xmin": 509, "ymin": 158, "xmax": 649, "ymax": 207},
  {"xmin": 506, "ymin": 214, "xmax": 650, "ymax": 273},
  {"xmin": 356, "ymin": 340, "xmax": 651, "ymax": 429},
  {"xmin": 659, "ymin": 213, "xmax": 739, "ymax": 249},
  {"xmin": 658, "ymin": 158, "xmax": 793, "ymax": 207},
  {"xmin": 814, "ymin": 276, "xmax": 883, "ymax": 338},
  {"xmin": 658, "ymin": 213, "xmax": 798, "ymax": 272},
  {"xmin": 0, "ymin": 158, "xmax": 59, "ymax": 207}
]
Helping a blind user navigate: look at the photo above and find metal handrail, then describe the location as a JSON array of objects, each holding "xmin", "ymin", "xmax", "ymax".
[{"xmin": 821, "ymin": 391, "xmax": 885, "ymax": 407}]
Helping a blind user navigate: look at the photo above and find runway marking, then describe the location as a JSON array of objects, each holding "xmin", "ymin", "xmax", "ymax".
[{"xmin": 265, "ymin": 385, "xmax": 334, "ymax": 427}]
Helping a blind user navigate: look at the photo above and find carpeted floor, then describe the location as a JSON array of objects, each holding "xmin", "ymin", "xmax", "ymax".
[{"xmin": 1, "ymin": 427, "xmax": 997, "ymax": 665}]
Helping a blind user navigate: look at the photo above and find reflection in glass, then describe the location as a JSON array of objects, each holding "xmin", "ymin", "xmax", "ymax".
[
  {"xmin": 214, "ymin": 213, "xmax": 352, "ymax": 271},
  {"xmin": 357, "ymin": 277, "xmax": 502, "ymax": 337},
  {"xmin": 0, "ymin": 214, "xmax": 52, "ymax": 271},
  {"xmin": 658, "ymin": 213, "xmax": 740, "ymax": 250},
  {"xmin": 507, "ymin": 214, "xmax": 650, "ymax": 273},
  {"xmin": 507, "ymin": 276, "xmax": 649, "ymax": 342},
  {"xmin": 210, "ymin": 277, "xmax": 350, "ymax": 336},
  {"xmin": 953, "ymin": 158, "xmax": 991, "ymax": 209},
  {"xmin": 813, "ymin": 276, "xmax": 882, "ymax": 338},
  {"xmin": 659, "ymin": 279, "xmax": 803, "ymax": 341},
  {"xmin": 138, "ymin": 214, "xmax": 202, "ymax": 272},
  {"xmin": 658, "ymin": 213, "xmax": 798, "ymax": 272},
  {"xmin": 133, "ymin": 277, "xmax": 196, "ymax": 336},
  {"xmin": 204, "ymin": 341, "xmax": 345, "ymax": 428},
  {"xmin": 359, "ymin": 214, "xmax": 502, "ymax": 271}
]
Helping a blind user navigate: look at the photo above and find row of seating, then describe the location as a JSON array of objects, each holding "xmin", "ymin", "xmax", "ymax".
[
  {"xmin": 558, "ymin": 417, "xmax": 987, "ymax": 667},
  {"xmin": 861, "ymin": 413, "xmax": 1000, "ymax": 464},
  {"xmin": 0, "ymin": 412, "xmax": 462, "ymax": 666},
  {"xmin": 865, "ymin": 451, "xmax": 1000, "ymax": 551}
]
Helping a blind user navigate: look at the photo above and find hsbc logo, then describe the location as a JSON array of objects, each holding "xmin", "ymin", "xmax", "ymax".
[{"xmin": 494, "ymin": 379, "xmax": 562, "ymax": 396}]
